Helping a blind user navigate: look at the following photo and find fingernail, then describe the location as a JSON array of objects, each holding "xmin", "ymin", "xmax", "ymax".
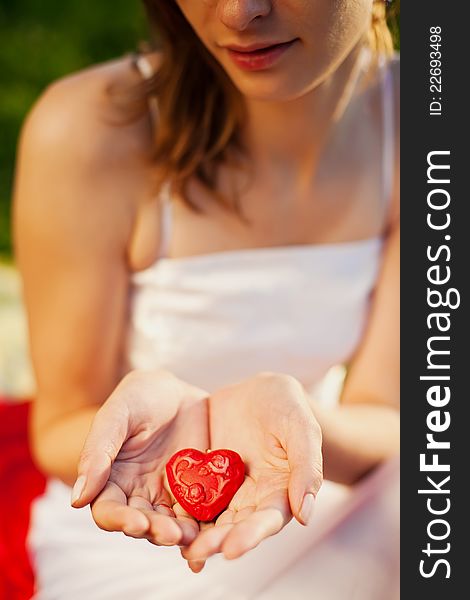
[
  {"xmin": 189, "ymin": 560, "xmax": 206, "ymax": 573},
  {"xmin": 300, "ymin": 493, "xmax": 315, "ymax": 525},
  {"xmin": 71, "ymin": 475, "xmax": 86, "ymax": 505}
]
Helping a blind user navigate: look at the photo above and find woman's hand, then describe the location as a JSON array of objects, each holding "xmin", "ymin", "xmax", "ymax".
[
  {"xmin": 71, "ymin": 369, "xmax": 209, "ymax": 547},
  {"xmin": 182, "ymin": 372, "xmax": 323, "ymax": 571}
]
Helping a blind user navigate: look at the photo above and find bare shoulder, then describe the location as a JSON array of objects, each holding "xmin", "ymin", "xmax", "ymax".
[
  {"xmin": 21, "ymin": 54, "xmax": 156, "ymax": 175},
  {"xmin": 15, "ymin": 54, "xmax": 162, "ymax": 270}
]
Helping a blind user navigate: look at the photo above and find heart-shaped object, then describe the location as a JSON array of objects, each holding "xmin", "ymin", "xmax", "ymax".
[{"xmin": 166, "ymin": 448, "xmax": 245, "ymax": 522}]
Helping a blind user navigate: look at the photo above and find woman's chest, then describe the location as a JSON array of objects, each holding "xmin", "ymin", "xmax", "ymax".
[
  {"xmin": 169, "ymin": 154, "xmax": 384, "ymax": 260},
  {"xmin": 130, "ymin": 84, "xmax": 387, "ymax": 268}
]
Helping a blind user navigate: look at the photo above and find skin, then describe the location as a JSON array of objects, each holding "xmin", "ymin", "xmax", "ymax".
[
  {"xmin": 182, "ymin": 373, "xmax": 323, "ymax": 569},
  {"xmin": 13, "ymin": 0, "xmax": 399, "ymax": 575},
  {"xmin": 176, "ymin": 0, "xmax": 373, "ymax": 172},
  {"xmin": 177, "ymin": 0, "xmax": 372, "ymax": 102},
  {"xmin": 73, "ymin": 369, "xmax": 323, "ymax": 559},
  {"xmin": 79, "ymin": 370, "xmax": 210, "ymax": 547}
]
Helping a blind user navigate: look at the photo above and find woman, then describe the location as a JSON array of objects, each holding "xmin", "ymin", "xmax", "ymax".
[{"xmin": 14, "ymin": 0, "xmax": 399, "ymax": 598}]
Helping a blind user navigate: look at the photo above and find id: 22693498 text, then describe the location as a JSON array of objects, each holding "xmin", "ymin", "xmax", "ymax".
[{"xmin": 429, "ymin": 26, "xmax": 443, "ymax": 117}]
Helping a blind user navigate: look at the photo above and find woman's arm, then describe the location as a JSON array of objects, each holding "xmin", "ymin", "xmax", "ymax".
[
  {"xmin": 314, "ymin": 60, "xmax": 401, "ymax": 485},
  {"xmin": 13, "ymin": 63, "xmax": 155, "ymax": 485},
  {"xmin": 315, "ymin": 219, "xmax": 400, "ymax": 485}
]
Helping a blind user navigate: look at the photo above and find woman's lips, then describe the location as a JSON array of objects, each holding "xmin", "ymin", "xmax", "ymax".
[{"xmin": 226, "ymin": 40, "xmax": 297, "ymax": 71}]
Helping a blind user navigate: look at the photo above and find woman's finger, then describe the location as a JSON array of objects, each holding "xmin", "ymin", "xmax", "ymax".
[
  {"xmin": 91, "ymin": 481, "xmax": 149, "ymax": 537},
  {"xmin": 172, "ymin": 502, "xmax": 202, "ymax": 546},
  {"xmin": 143, "ymin": 511, "xmax": 185, "ymax": 546},
  {"xmin": 285, "ymin": 411, "xmax": 323, "ymax": 525},
  {"xmin": 182, "ymin": 521, "xmax": 214, "ymax": 573},
  {"xmin": 221, "ymin": 506, "xmax": 286, "ymax": 560},
  {"xmin": 187, "ymin": 560, "xmax": 206, "ymax": 574},
  {"xmin": 215, "ymin": 507, "xmax": 238, "ymax": 526},
  {"xmin": 72, "ymin": 401, "xmax": 129, "ymax": 508},
  {"xmin": 127, "ymin": 490, "xmax": 196, "ymax": 546},
  {"xmin": 72, "ymin": 369, "xmax": 188, "ymax": 509},
  {"xmin": 232, "ymin": 505, "xmax": 256, "ymax": 523},
  {"xmin": 153, "ymin": 486, "xmax": 177, "ymax": 517},
  {"xmin": 128, "ymin": 494, "xmax": 156, "ymax": 513},
  {"xmin": 127, "ymin": 495, "xmax": 180, "ymax": 544},
  {"xmin": 182, "ymin": 522, "xmax": 234, "ymax": 562},
  {"xmin": 95, "ymin": 488, "xmax": 185, "ymax": 546},
  {"xmin": 128, "ymin": 494, "xmax": 176, "ymax": 519},
  {"xmin": 219, "ymin": 489, "xmax": 290, "ymax": 560}
]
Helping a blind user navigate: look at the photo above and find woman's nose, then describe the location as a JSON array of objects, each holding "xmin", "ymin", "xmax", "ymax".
[{"xmin": 216, "ymin": 0, "xmax": 272, "ymax": 31}]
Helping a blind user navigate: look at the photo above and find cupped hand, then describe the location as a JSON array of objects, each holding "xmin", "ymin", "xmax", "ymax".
[
  {"xmin": 72, "ymin": 369, "xmax": 209, "ymax": 547},
  {"xmin": 182, "ymin": 372, "xmax": 323, "ymax": 571}
]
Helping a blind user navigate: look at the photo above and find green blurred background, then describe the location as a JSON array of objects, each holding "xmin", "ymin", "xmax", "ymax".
[
  {"xmin": 0, "ymin": 0, "xmax": 148, "ymax": 262},
  {"xmin": 0, "ymin": 1, "xmax": 399, "ymax": 263}
]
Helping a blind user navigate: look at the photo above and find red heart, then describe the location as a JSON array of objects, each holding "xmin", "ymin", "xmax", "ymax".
[{"xmin": 166, "ymin": 448, "xmax": 245, "ymax": 522}]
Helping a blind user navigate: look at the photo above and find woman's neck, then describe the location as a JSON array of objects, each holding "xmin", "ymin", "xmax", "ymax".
[{"xmin": 241, "ymin": 40, "xmax": 369, "ymax": 179}]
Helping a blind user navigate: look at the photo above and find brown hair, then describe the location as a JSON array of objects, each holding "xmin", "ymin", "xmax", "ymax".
[{"xmin": 134, "ymin": 0, "xmax": 398, "ymax": 216}]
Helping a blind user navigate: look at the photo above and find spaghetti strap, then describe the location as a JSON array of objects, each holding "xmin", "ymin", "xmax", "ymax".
[
  {"xmin": 158, "ymin": 182, "xmax": 173, "ymax": 258},
  {"xmin": 133, "ymin": 53, "xmax": 160, "ymax": 128},
  {"xmin": 134, "ymin": 53, "xmax": 156, "ymax": 80},
  {"xmin": 380, "ymin": 55, "xmax": 395, "ymax": 212}
]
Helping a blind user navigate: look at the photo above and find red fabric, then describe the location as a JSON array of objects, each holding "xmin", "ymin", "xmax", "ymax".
[{"xmin": 0, "ymin": 399, "xmax": 46, "ymax": 600}]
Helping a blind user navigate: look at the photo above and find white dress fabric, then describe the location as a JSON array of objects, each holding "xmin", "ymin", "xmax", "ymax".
[{"xmin": 28, "ymin": 51, "xmax": 399, "ymax": 600}]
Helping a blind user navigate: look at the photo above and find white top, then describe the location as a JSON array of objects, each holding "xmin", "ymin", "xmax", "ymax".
[
  {"xmin": 124, "ymin": 49, "xmax": 395, "ymax": 396},
  {"xmin": 126, "ymin": 236, "xmax": 383, "ymax": 394}
]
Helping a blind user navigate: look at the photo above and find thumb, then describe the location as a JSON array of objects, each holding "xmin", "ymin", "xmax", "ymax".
[
  {"xmin": 71, "ymin": 402, "xmax": 129, "ymax": 508},
  {"xmin": 286, "ymin": 415, "xmax": 323, "ymax": 526}
]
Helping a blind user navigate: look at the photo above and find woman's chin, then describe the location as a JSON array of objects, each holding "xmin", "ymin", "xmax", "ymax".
[
  {"xmin": 222, "ymin": 63, "xmax": 321, "ymax": 104},
  {"xmin": 232, "ymin": 78, "xmax": 306, "ymax": 104}
]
